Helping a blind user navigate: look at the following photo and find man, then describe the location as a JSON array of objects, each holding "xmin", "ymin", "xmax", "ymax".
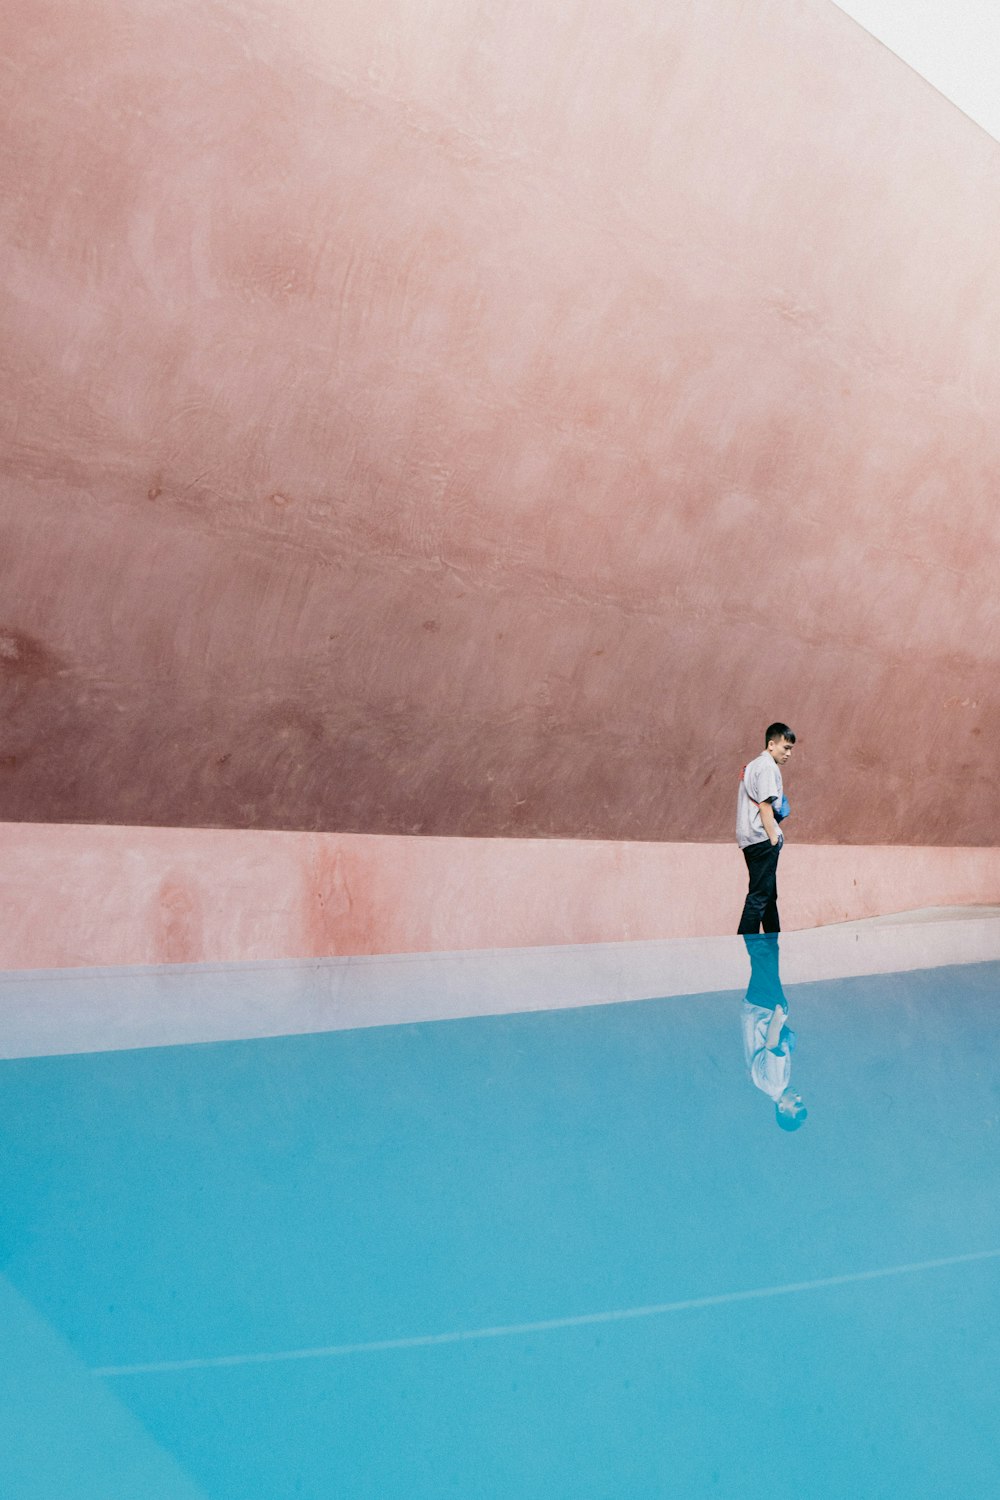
[
  {"xmin": 742, "ymin": 933, "xmax": 808, "ymax": 1131},
  {"xmin": 736, "ymin": 722, "xmax": 796, "ymax": 935}
]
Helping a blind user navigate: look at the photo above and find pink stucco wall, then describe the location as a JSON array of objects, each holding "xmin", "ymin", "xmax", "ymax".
[
  {"xmin": 2, "ymin": 1, "xmax": 1000, "ymax": 846},
  {"xmin": 2, "ymin": 822, "xmax": 999, "ymax": 971}
]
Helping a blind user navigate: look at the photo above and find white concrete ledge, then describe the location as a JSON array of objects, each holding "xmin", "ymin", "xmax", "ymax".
[{"xmin": 2, "ymin": 907, "xmax": 998, "ymax": 1060}]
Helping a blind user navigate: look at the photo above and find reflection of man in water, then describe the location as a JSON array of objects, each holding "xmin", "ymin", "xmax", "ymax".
[
  {"xmin": 742, "ymin": 934, "xmax": 807, "ymax": 1131},
  {"xmin": 736, "ymin": 723, "xmax": 795, "ymax": 935}
]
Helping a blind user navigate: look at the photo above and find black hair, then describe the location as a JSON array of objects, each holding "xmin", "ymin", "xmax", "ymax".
[
  {"xmin": 765, "ymin": 722, "xmax": 796, "ymax": 747},
  {"xmin": 775, "ymin": 1100, "xmax": 808, "ymax": 1132}
]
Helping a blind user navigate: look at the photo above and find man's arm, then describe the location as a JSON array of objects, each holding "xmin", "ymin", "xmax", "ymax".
[
  {"xmin": 764, "ymin": 1001, "xmax": 787, "ymax": 1050},
  {"xmin": 758, "ymin": 800, "xmax": 781, "ymax": 846}
]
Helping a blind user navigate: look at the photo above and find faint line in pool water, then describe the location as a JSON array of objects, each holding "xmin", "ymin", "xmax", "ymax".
[{"xmin": 93, "ymin": 1247, "xmax": 1000, "ymax": 1377}]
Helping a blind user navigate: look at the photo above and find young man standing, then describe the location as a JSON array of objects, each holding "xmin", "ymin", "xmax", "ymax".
[{"xmin": 736, "ymin": 722, "xmax": 796, "ymax": 935}]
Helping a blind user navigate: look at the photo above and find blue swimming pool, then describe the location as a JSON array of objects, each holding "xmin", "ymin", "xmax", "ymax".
[{"xmin": 3, "ymin": 940, "xmax": 1000, "ymax": 1497}]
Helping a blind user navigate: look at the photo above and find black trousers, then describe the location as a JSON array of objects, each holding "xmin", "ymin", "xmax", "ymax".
[{"xmin": 738, "ymin": 838, "xmax": 781, "ymax": 934}]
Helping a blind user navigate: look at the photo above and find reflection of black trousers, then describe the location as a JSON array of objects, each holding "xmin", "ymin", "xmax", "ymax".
[
  {"xmin": 743, "ymin": 933, "xmax": 787, "ymax": 1008},
  {"xmin": 738, "ymin": 839, "xmax": 781, "ymax": 934}
]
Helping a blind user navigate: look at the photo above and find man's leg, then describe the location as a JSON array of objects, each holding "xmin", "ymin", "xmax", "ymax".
[
  {"xmin": 743, "ymin": 932, "xmax": 786, "ymax": 1007},
  {"xmin": 738, "ymin": 841, "xmax": 781, "ymax": 935},
  {"xmin": 762, "ymin": 855, "xmax": 781, "ymax": 934}
]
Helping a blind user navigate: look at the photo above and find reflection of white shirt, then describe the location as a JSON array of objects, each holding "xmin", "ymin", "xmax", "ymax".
[
  {"xmin": 736, "ymin": 751, "xmax": 783, "ymax": 848},
  {"xmin": 741, "ymin": 1000, "xmax": 791, "ymax": 1101}
]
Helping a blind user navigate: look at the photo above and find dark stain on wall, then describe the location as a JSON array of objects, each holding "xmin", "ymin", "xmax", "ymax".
[{"xmin": 0, "ymin": 628, "xmax": 60, "ymax": 683}]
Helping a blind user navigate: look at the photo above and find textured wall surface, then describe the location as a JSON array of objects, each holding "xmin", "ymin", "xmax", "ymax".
[
  {"xmin": 4, "ymin": 822, "xmax": 1000, "ymax": 971},
  {"xmin": 3, "ymin": 0, "xmax": 1000, "ymax": 845}
]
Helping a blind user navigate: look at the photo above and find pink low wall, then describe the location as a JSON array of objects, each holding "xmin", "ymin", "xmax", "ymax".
[{"xmin": 2, "ymin": 822, "xmax": 1000, "ymax": 970}]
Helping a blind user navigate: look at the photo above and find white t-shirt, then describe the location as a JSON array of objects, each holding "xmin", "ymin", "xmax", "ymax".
[
  {"xmin": 735, "ymin": 750, "xmax": 783, "ymax": 849},
  {"xmin": 741, "ymin": 1000, "xmax": 791, "ymax": 1101}
]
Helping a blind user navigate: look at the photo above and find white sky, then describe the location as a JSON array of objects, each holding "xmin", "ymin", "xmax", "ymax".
[{"xmin": 832, "ymin": 0, "xmax": 1000, "ymax": 143}]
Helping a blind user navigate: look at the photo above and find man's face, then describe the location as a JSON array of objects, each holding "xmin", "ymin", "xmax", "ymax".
[{"xmin": 768, "ymin": 737, "xmax": 794, "ymax": 766}]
